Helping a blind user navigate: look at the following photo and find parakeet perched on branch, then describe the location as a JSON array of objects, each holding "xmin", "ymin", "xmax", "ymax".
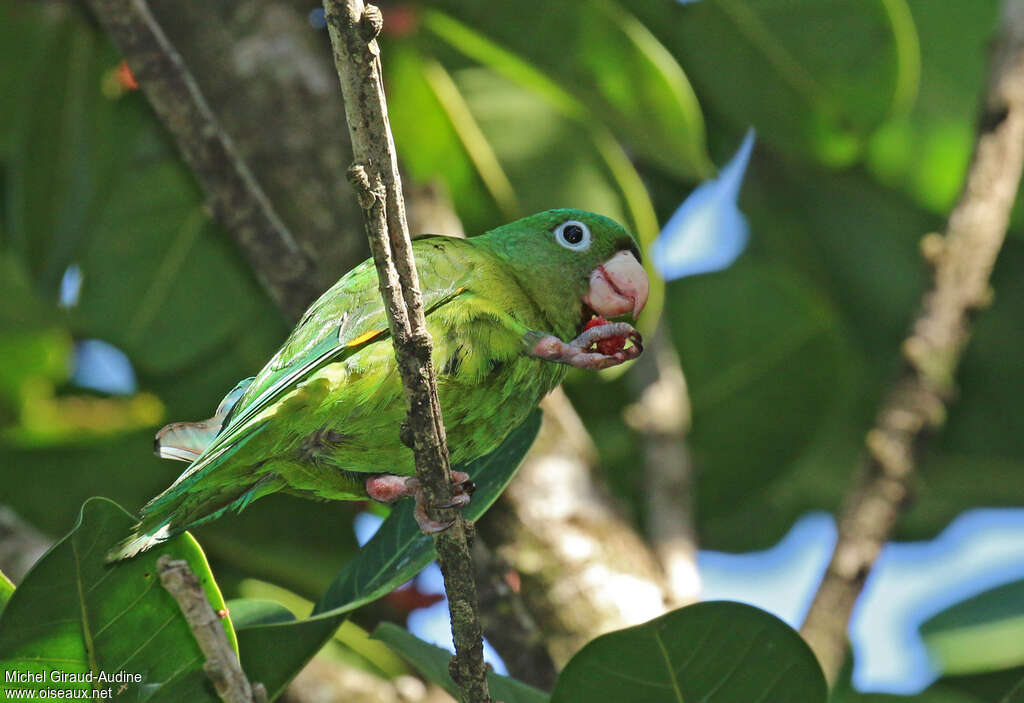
[{"xmin": 109, "ymin": 209, "xmax": 648, "ymax": 560}]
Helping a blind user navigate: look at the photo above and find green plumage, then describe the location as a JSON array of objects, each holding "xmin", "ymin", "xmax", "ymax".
[{"xmin": 110, "ymin": 209, "xmax": 641, "ymax": 560}]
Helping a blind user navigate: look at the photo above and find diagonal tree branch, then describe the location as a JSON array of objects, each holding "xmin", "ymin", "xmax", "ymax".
[
  {"xmin": 158, "ymin": 556, "xmax": 268, "ymax": 703},
  {"xmin": 320, "ymin": 2, "xmax": 491, "ymax": 701},
  {"xmin": 86, "ymin": 0, "xmax": 320, "ymax": 321},
  {"xmin": 800, "ymin": 0, "xmax": 1024, "ymax": 682}
]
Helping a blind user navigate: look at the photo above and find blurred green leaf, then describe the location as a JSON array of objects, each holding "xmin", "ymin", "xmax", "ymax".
[
  {"xmin": 866, "ymin": 1, "xmax": 998, "ymax": 213},
  {"xmin": 551, "ymin": 601, "xmax": 827, "ymax": 703},
  {"xmin": 921, "ymin": 580, "xmax": 1024, "ymax": 676},
  {"xmin": 236, "ymin": 578, "xmax": 410, "ymax": 678},
  {"xmin": 225, "ymin": 598, "xmax": 296, "ymax": 628},
  {"xmin": 0, "ymin": 497, "xmax": 234, "ymax": 702},
  {"xmin": 666, "ymin": 262, "xmax": 852, "ymax": 548},
  {"xmin": 634, "ymin": 0, "xmax": 919, "ymax": 166},
  {"xmin": 236, "ymin": 411, "xmax": 542, "ymax": 700},
  {"xmin": 373, "ymin": 622, "xmax": 549, "ymax": 703},
  {"xmin": 0, "ymin": 569, "xmax": 13, "ymax": 614},
  {"xmin": 422, "ymin": 1, "xmax": 711, "ymax": 179},
  {"xmin": 832, "ymin": 688, "xmax": 986, "ymax": 702},
  {"xmin": 388, "ymin": 43, "xmax": 520, "ymax": 224}
]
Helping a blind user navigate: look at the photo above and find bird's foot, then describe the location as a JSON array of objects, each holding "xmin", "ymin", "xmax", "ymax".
[
  {"xmin": 365, "ymin": 471, "xmax": 474, "ymax": 535},
  {"xmin": 524, "ymin": 323, "xmax": 642, "ymax": 369}
]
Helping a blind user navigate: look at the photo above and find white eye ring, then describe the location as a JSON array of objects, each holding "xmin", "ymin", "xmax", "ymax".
[{"xmin": 554, "ymin": 220, "xmax": 591, "ymax": 251}]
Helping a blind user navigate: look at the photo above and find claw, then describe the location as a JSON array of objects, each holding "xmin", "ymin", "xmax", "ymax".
[
  {"xmin": 366, "ymin": 471, "xmax": 474, "ymax": 535},
  {"xmin": 525, "ymin": 323, "xmax": 643, "ymax": 370}
]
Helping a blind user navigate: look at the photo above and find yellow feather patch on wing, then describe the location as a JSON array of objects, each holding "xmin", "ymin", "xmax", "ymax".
[{"xmin": 346, "ymin": 328, "xmax": 384, "ymax": 348}]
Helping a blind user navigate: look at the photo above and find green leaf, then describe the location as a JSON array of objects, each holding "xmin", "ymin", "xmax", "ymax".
[
  {"xmin": 422, "ymin": 2, "xmax": 711, "ymax": 179},
  {"xmin": 0, "ymin": 497, "xmax": 233, "ymax": 702},
  {"xmin": 634, "ymin": 0, "xmax": 919, "ymax": 166},
  {"xmin": 387, "ymin": 42, "xmax": 520, "ymax": 224},
  {"xmin": 921, "ymin": 580, "xmax": 1024, "ymax": 676},
  {"xmin": 236, "ymin": 411, "xmax": 542, "ymax": 700},
  {"xmin": 551, "ymin": 601, "xmax": 826, "ymax": 703},
  {"xmin": 0, "ymin": 569, "xmax": 13, "ymax": 614},
  {"xmin": 665, "ymin": 262, "xmax": 852, "ymax": 549},
  {"xmin": 225, "ymin": 598, "xmax": 296, "ymax": 629},
  {"xmin": 372, "ymin": 622, "xmax": 549, "ymax": 703},
  {"xmin": 866, "ymin": 1, "xmax": 998, "ymax": 213}
]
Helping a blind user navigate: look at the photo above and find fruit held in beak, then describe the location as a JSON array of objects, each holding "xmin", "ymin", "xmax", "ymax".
[{"xmin": 583, "ymin": 250, "xmax": 649, "ymax": 320}]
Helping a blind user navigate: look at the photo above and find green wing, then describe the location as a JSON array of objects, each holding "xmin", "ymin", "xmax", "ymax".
[{"xmin": 109, "ymin": 238, "xmax": 480, "ymax": 560}]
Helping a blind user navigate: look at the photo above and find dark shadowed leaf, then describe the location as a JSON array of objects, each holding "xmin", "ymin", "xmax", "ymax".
[
  {"xmin": 373, "ymin": 622, "xmax": 549, "ymax": 703},
  {"xmin": 0, "ymin": 497, "xmax": 233, "ymax": 702},
  {"xmin": 551, "ymin": 601, "xmax": 827, "ymax": 703},
  {"xmin": 665, "ymin": 262, "xmax": 851, "ymax": 549},
  {"xmin": 236, "ymin": 411, "xmax": 542, "ymax": 700}
]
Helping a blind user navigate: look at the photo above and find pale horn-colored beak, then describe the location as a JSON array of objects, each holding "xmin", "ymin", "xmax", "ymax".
[{"xmin": 583, "ymin": 250, "xmax": 649, "ymax": 320}]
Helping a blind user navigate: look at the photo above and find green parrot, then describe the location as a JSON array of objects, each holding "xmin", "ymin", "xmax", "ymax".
[{"xmin": 109, "ymin": 209, "xmax": 648, "ymax": 560}]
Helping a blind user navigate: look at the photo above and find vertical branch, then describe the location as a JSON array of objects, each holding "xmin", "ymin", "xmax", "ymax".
[
  {"xmin": 801, "ymin": 0, "xmax": 1024, "ymax": 681},
  {"xmin": 86, "ymin": 0, "xmax": 319, "ymax": 321},
  {"xmin": 320, "ymin": 2, "xmax": 491, "ymax": 702}
]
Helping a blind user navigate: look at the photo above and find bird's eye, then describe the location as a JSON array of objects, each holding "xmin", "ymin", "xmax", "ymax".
[{"xmin": 554, "ymin": 220, "xmax": 591, "ymax": 251}]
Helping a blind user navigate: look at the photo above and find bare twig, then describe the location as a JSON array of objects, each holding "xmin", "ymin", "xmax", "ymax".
[
  {"xmin": 157, "ymin": 556, "xmax": 268, "ymax": 703},
  {"xmin": 801, "ymin": 0, "xmax": 1024, "ymax": 681},
  {"xmin": 320, "ymin": 2, "xmax": 490, "ymax": 701},
  {"xmin": 86, "ymin": 0, "xmax": 320, "ymax": 321},
  {"xmin": 625, "ymin": 330, "xmax": 700, "ymax": 607}
]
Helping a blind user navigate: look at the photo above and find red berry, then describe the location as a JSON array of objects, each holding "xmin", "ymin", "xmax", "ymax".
[{"xmin": 583, "ymin": 316, "xmax": 626, "ymax": 355}]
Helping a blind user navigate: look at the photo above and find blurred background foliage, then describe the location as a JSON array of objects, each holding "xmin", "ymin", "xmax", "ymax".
[{"xmin": 2, "ymin": 0, "xmax": 1023, "ymax": 699}]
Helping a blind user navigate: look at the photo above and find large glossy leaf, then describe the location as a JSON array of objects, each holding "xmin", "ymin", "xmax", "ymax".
[
  {"xmin": 634, "ymin": 0, "xmax": 918, "ymax": 166},
  {"xmin": 550, "ymin": 601, "xmax": 827, "ymax": 703},
  {"xmin": 422, "ymin": 0, "xmax": 710, "ymax": 179},
  {"xmin": 0, "ymin": 497, "xmax": 234, "ymax": 702},
  {"xmin": 373, "ymin": 622, "xmax": 549, "ymax": 703},
  {"xmin": 921, "ymin": 580, "xmax": 1024, "ymax": 676},
  {"xmin": 236, "ymin": 411, "xmax": 542, "ymax": 700}
]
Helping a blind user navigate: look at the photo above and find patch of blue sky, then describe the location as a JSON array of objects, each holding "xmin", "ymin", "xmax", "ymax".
[
  {"xmin": 59, "ymin": 263, "xmax": 83, "ymax": 309},
  {"xmin": 700, "ymin": 508, "xmax": 1024, "ymax": 694},
  {"xmin": 70, "ymin": 339, "xmax": 137, "ymax": 395},
  {"xmin": 652, "ymin": 128, "xmax": 755, "ymax": 281}
]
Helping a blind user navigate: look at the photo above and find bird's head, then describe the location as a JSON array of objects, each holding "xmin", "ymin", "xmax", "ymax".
[{"xmin": 479, "ymin": 209, "xmax": 649, "ymax": 338}]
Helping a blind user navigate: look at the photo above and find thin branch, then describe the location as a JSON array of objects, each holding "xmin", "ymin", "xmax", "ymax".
[
  {"xmin": 320, "ymin": 2, "xmax": 491, "ymax": 702},
  {"xmin": 801, "ymin": 0, "xmax": 1024, "ymax": 682},
  {"xmin": 157, "ymin": 556, "xmax": 267, "ymax": 703},
  {"xmin": 86, "ymin": 0, "xmax": 320, "ymax": 321}
]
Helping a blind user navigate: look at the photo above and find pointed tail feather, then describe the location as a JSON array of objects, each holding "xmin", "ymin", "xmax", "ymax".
[
  {"xmin": 154, "ymin": 377, "xmax": 255, "ymax": 462},
  {"xmin": 107, "ymin": 523, "xmax": 174, "ymax": 562}
]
